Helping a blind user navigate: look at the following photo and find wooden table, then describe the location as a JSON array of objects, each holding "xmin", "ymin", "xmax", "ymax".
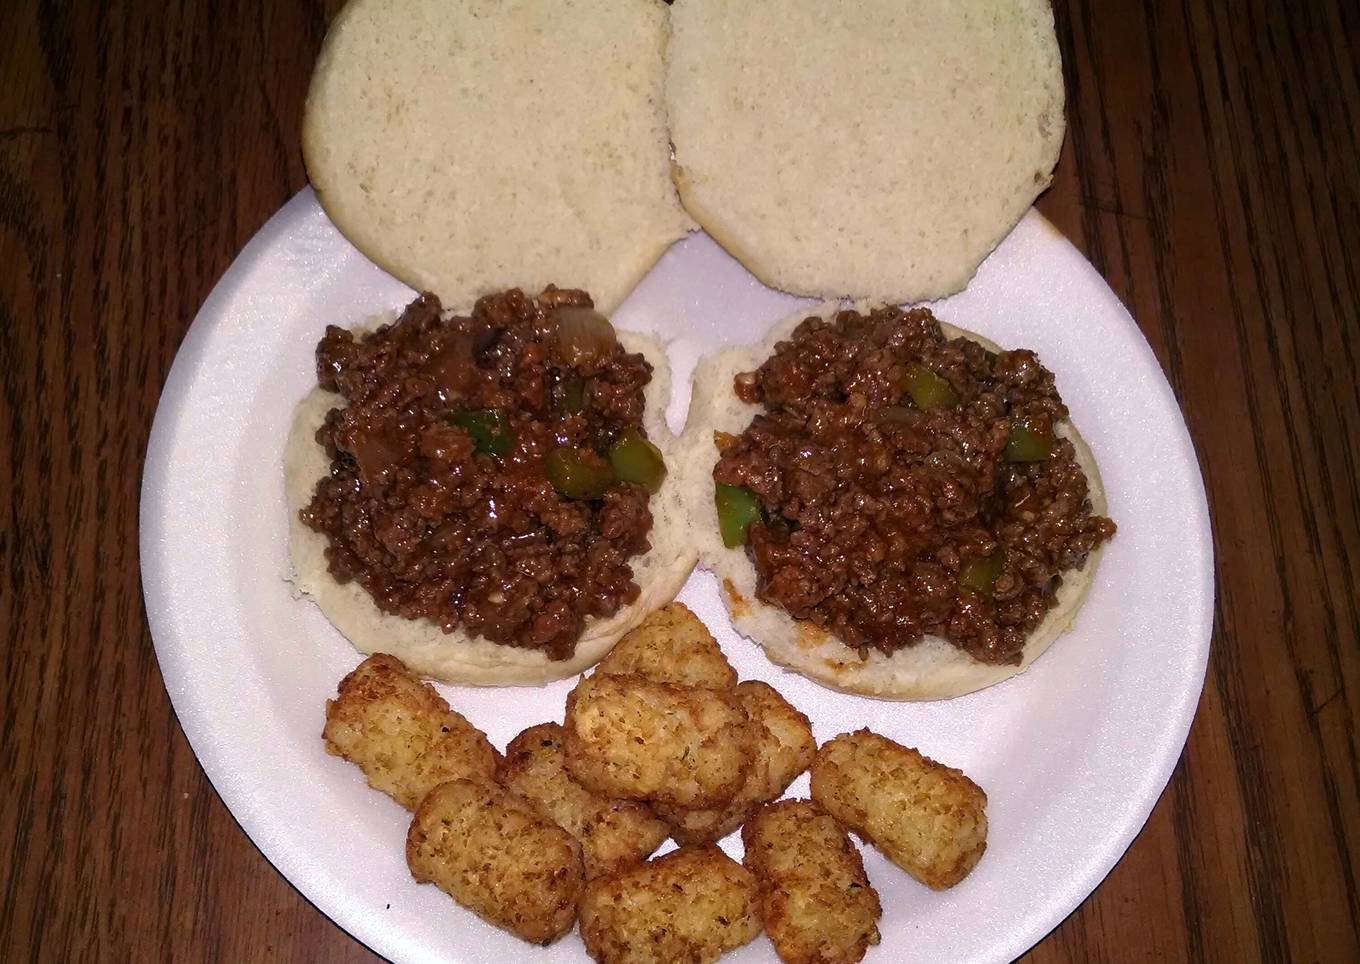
[{"xmin": 3, "ymin": 1, "xmax": 1356, "ymax": 960}]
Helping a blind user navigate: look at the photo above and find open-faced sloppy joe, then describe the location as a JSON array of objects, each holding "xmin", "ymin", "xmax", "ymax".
[
  {"xmin": 299, "ymin": 287, "xmax": 666, "ymax": 660},
  {"xmin": 713, "ymin": 306, "xmax": 1115, "ymax": 665}
]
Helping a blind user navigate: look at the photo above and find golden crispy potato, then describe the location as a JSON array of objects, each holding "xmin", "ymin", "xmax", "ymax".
[
  {"xmin": 579, "ymin": 845, "xmax": 762, "ymax": 964},
  {"xmin": 405, "ymin": 779, "xmax": 584, "ymax": 945},
  {"xmin": 500, "ymin": 722, "xmax": 669, "ymax": 877},
  {"xmin": 657, "ymin": 680, "xmax": 816, "ymax": 843},
  {"xmin": 322, "ymin": 653, "xmax": 497, "ymax": 810},
  {"xmin": 596, "ymin": 602, "xmax": 738, "ymax": 690},
  {"xmin": 743, "ymin": 800, "xmax": 882, "ymax": 964},
  {"xmin": 810, "ymin": 729, "xmax": 987, "ymax": 889},
  {"xmin": 564, "ymin": 673, "xmax": 753, "ymax": 808}
]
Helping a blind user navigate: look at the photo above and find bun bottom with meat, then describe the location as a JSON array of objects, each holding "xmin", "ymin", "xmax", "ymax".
[
  {"xmin": 679, "ymin": 304, "xmax": 1114, "ymax": 701},
  {"xmin": 286, "ymin": 291, "xmax": 696, "ymax": 686}
]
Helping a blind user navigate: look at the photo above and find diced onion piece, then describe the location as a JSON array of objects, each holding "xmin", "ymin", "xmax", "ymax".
[{"xmin": 555, "ymin": 307, "xmax": 617, "ymax": 367}]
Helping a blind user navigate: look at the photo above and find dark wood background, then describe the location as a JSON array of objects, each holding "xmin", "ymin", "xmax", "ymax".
[{"xmin": 2, "ymin": 0, "xmax": 1356, "ymax": 960}]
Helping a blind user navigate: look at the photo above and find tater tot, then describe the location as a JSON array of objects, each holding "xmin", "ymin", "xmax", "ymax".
[
  {"xmin": 742, "ymin": 800, "xmax": 882, "ymax": 964},
  {"xmin": 578, "ymin": 846, "xmax": 762, "ymax": 964},
  {"xmin": 657, "ymin": 680, "xmax": 816, "ymax": 843},
  {"xmin": 322, "ymin": 653, "xmax": 497, "ymax": 810},
  {"xmin": 564, "ymin": 674, "xmax": 753, "ymax": 808},
  {"xmin": 810, "ymin": 730, "xmax": 987, "ymax": 889},
  {"xmin": 500, "ymin": 722, "xmax": 669, "ymax": 877},
  {"xmin": 405, "ymin": 779, "xmax": 584, "ymax": 945},
  {"xmin": 596, "ymin": 603, "xmax": 738, "ymax": 690}
]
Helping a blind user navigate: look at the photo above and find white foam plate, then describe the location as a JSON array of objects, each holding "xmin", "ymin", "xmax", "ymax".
[{"xmin": 141, "ymin": 189, "xmax": 1212, "ymax": 964}]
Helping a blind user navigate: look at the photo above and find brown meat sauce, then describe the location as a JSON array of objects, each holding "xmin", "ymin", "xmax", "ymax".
[
  {"xmin": 300, "ymin": 288, "xmax": 656, "ymax": 660},
  {"xmin": 714, "ymin": 307, "xmax": 1116, "ymax": 665}
]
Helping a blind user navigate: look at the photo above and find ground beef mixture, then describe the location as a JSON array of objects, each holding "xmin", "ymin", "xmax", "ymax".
[
  {"xmin": 714, "ymin": 306, "xmax": 1116, "ymax": 665},
  {"xmin": 300, "ymin": 288, "xmax": 656, "ymax": 660}
]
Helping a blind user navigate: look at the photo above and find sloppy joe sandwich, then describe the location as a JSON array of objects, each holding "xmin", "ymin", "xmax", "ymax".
[
  {"xmin": 303, "ymin": 0, "xmax": 692, "ymax": 314},
  {"xmin": 682, "ymin": 305, "xmax": 1115, "ymax": 700},
  {"xmin": 286, "ymin": 288, "xmax": 696, "ymax": 685},
  {"xmin": 666, "ymin": 0, "xmax": 1065, "ymax": 302}
]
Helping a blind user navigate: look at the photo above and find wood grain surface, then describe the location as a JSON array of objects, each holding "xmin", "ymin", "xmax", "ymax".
[{"xmin": 1, "ymin": 0, "xmax": 1356, "ymax": 961}]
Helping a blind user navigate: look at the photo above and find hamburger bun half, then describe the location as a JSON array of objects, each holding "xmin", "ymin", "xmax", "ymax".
[
  {"xmin": 303, "ymin": 0, "xmax": 693, "ymax": 315},
  {"xmin": 665, "ymin": 0, "xmax": 1065, "ymax": 303},
  {"xmin": 285, "ymin": 327, "xmax": 697, "ymax": 685},
  {"xmin": 679, "ymin": 307, "xmax": 1108, "ymax": 701}
]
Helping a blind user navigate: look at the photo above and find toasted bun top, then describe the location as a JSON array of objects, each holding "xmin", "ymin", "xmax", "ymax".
[
  {"xmin": 678, "ymin": 306, "xmax": 1107, "ymax": 700},
  {"xmin": 303, "ymin": 0, "xmax": 693, "ymax": 314},
  {"xmin": 665, "ymin": 0, "xmax": 1065, "ymax": 303},
  {"xmin": 286, "ymin": 328, "xmax": 696, "ymax": 685}
]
